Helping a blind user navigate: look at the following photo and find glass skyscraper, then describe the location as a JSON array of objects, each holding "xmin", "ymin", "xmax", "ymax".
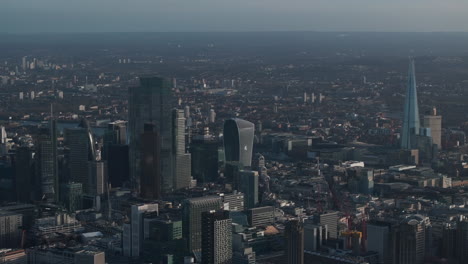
[
  {"xmin": 129, "ymin": 77, "xmax": 174, "ymax": 194},
  {"xmin": 401, "ymin": 59, "xmax": 421, "ymax": 149},
  {"xmin": 223, "ymin": 118, "xmax": 255, "ymax": 168}
]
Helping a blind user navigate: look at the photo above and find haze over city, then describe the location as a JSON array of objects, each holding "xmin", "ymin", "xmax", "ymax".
[{"xmin": 2, "ymin": 0, "xmax": 468, "ymax": 32}]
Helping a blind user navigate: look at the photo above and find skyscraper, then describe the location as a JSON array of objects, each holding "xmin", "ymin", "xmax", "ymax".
[
  {"xmin": 102, "ymin": 121, "xmax": 129, "ymax": 188},
  {"xmin": 396, "ymin": 215, "xmax": 428, "ymax": 264},
  {"xmin": 223, "ymin": 118, "xmax": 255, "ymax": 168},
  {"xmin": 35, "ymin": 127, "xmax": 58, "ymax": 202},
  {"xmin": 201, "ymin": 210, "xmax": 233, "ymax": 264},
  {"xmin": 0, "ymin": 126, "xmax": 6, "ymax": 144},
  {"xmin": 60, "ymin": 182, "xmax": 83, "ymax": 212},
  {"xmin": 129, "ymin": 77, "xmax": 174, "ymax": 194},
  {"xmin": 285, "ymin": 219, "xmax": 304, "ymax": 264},
  {"xmin": 401, "ymin": 59, "xmax": 421, "ymax": 149},
  {"xmin": 238, "ymin": 170, "xmax": 259, "ymax": 209},
  {"xmin": 104, "ymin": 120, "xmax": 127, "ymax": 146},
  {"xmin": 65, "ymin": 127, "xmax": 91, "ymax": 193},
  {"xmin": 126, "ymin": 203, "xmax": 159, "ymax": 257},
  {"xmin": 88, "ymin": 161, "xmax": 107, "ymax": 196},
  {"xmin": 182, "ymin": 196, "xmax": 222, "ymax": 253},
  {"xmin": 140, "ymin": 123, "xmax": 161, "ymax": 199},
  {"xmin": 14, "ymin": 146, "xmax": 34, "ymax": 202},
  {"xmin": 424, "ymin": 107, "xmax": 442, "ymax": 149},
  {"xmin": 0, "ymin": 211, "xmax": 22, "ymax": 249},
  {"xmin": 173, "ymin": 109, "xmax": 191, "ymax": 190},
  {"xmin": 190, "ymin": 137, "xmax": 219, "ymax": 183}
]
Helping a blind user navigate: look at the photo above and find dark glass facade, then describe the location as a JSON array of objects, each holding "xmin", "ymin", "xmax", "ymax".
[{"xmin": 223, "ymin": 118, "xmax": 254, "ymax": 168}]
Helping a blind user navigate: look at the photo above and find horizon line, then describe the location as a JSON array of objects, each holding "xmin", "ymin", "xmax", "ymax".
[{"xmin": 2, "ymin": 30, "xmax": 468, "ymax": 35}]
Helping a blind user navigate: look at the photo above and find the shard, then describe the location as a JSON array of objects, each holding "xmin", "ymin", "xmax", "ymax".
[{"xmin": 401, "ymin": 59, "xmax": 420, "ymax": 149}]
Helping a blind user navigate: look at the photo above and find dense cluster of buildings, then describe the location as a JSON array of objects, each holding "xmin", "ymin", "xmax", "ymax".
[{"xmin": 2, "ymin": 39, "xmax": 468, "ymax": 264}]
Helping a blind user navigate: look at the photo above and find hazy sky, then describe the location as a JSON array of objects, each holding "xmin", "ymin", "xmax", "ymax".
[{"xmin": 2, "ymin": 0, "xmax": 468, "ymax": 33}]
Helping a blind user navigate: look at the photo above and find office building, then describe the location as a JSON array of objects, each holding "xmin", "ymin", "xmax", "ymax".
[
  {"xmin": 35, "ymin": 126, "xmax": 58, "ymax": 202},
  {"xmin": 129, "ymin": 77, "xmax": 174, "ymax": 194},
  {"xmin": 209, "ymin": 109, "xmax": 216, "ymax": 123},
  {"xmin": 60, "ymin": 182, "xmax": 83, "ymax": 212},
  {"xmin": 0, "ymin": 211, "xmax": 22, "ymax": 249},
  {"xmin": 456, "ymin": 218, "xmax": 468, "ymax": 261},
  {"xmin": 246, "ymin": 206, "xmax": 274, "ymax": 227},
  {"xmin": 14, "ymin": 147, "xmax": 34, "ymax": 202},
  {"xmin": 123, "ymin": 203, "xmax": 158, "ymax": 257},
  {"xmin": 221, "ymin": 192, "xmax": 245, "ymax": 212},
  {"xmin": 0, "ymin": 126, "xmax": 6, "ymax": 144},
  {"xmin": 140, "ymin": 123, "xmax": 161, "ymax": 199},
  {"xmin": 223, "ymin": 118, "xmax": 255, "ymax": 168},
  {"xmin": 424, "ymin": 107, "xmax": 442, "ymax": 149},
  {"xmin": 396, "ymin": 215, "xmax": 428, "ymax": 264},
  {"xmin": 104, "ymin": 121, "xmax": 127, "ymax": 146},
  {"xmin": 201, "ymin": 210, "xmax": 232, "ymax": 264},
  {"xmin": 310, "ymin": 211, "xmax": 339, "ymax": 239},
  {"xmin": 238, "ymin": 170, "xmax": 258, "ymax": 209},
  {"xmin": 285, "ymin": 219, "xmax": 304, "ymax": 264},
  {"xmin": 182, "ymin": 196, "xmax": 222, "ymax": 253},
  {"xmin": 65, "ymin": 127, "xmax": 92, "ymax": 193},
  {"xmin": 304, "ymin": 221, "xmax": 327, "ymax": 252},
  {"xmin": 191, "ymin": 137, "xmax": 219, "ymax": 183},
  {"xmin": 88, "ymin": 161, "xmax": 107, "ymax": 196},
  {"xmin": 367, "ymin": 221, "xmax": 394, "ymax": 264},
  {"xmin": 106, "ymin": 144, "xmax": 129, "ymax": 188},
  {"xmin": 173, "ymin": 109, "xmax": 191, "ymax": 190},
  {"xmin": 401, "ymin": 59, "xmax": 421, "ymax": 149}
]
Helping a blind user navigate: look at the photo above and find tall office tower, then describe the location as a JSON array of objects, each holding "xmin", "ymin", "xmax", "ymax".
[
  {"xmin": 102, "ymin": 121, "xmax": 129, "ymax": 188},
  {"xmin": 201, "ymin": 210, "xmax": 232, "ymax": 264},
  {"xmin": 285, "ymin": 219, "xmax": 304, "ymax": 264},
  {"xmin": 65, "ymin": 127, "xmax": 91, "ymax": 193},
  {"xmin": 78, "ymin": 119, "xmax": 97, "ymax": 162},
  {"xmin": 106, "ymin": 144, "xmax": 129, "ymax": 188},
  {"xmin": 367, "ymin": 221, "xmax": 394, "ymax": 264},
  {"xmin": 14, "ymin": 147, "xmax": 34, "ymax": 202},
  {"xmin": 401, "ymin": 59, "xmax": 421, "ymax": 149},
  {"xmin": 60, "ymin": 182, "xmax": 83, "ymax": 212},
  {"xmin": 223, "ymin": 118, "xmax": 255, "ymax": 168},
  {"xmin": 456, "ymin": 218, "xmax": 468, "ymax": 261},
  {"xmin": 0, "ymin": 126, "xmax": 6, "ymax": 144},
  {"xmin": 104, "ymin": 121, "xmax": 127, "ymax": 145},
  {"xmin": 88, "ymin": 161, "xmax": 107, "ymax": 196},
  {"xmin": 21, "ymin": 56, "xmax": 27, "ymax": 71},
  {"xmin": 424, "ymin": 107, "xmax": 442, "ymax": 149},
  {"xmin": 129, "ymin": 77, "xmax": 174, "ymax": 194},
  {"xmin": 238, "ymin": 170, "xmax": 259, "ymax": 209},
  {"xmin": 209, "ymin": 109, "xmax": 216, "ymax": 123},
  {"xmin": 35, "ymin": 127, "xmax": 58, "ymax": 202},
  {"xmin": 397, "ymin": 215, "xmax": 427, "ymax": 264},
  {"xmin": 191, "ymin": 137, "xmax": 219, "ymax": 183},
  {"xmin": 184, "ymin": 105, "xmax": 190, "ymax": 119},
  {"xmin": 0, "ymin": 211, "xmax": 22, "ymax": 248},
  {"xmin": 140, "ymin": 123, "xmax": 161, "ymax": 199},
  {"xmin": 182, "ymin": 196, "xmax": 222, "ymax": 253},
  {"xmin": 125, "ymin": 203, "xmax": 159, "ymax": 257},
  {"xmin": 173, "ymin": 109, "xmax": 191, "ymax": 190}
]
